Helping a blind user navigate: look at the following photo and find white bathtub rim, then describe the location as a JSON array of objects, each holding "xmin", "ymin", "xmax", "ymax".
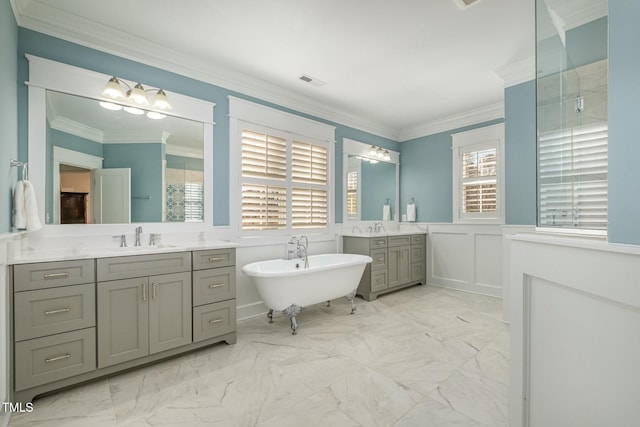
[{"xmin": 242, "ymin": 253, "xmax": 372, "ymax": 278}]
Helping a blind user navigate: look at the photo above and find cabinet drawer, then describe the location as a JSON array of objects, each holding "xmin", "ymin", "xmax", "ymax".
[
  {"xmin": 411, "ymin": 245, "xmax": 425, "ymax": 263},
  {"xmin": 15, "ymin": 328, "xmax": 96, "ymax": 391},
  {"xmin": 97, "ymin": 252, "xmax": 191, "ymax": 281},
  {"xmin": 369, "ymin": 237, "xmax": 387, "ymax": 249},
  {"xmin": 193, "ymin": 267, "xmax": 236, "ymax": 306},
  {"xmin": 14, "ymin": 260, "xmax": 95, "ymax": 292},
  {"xmin": 411, "ymin": 262, "xmax": 425, "ymax": 282},
  {"xmin": 371, "ymin": 270, "xmax": 388, "ymax": 292},
  {"xmin": 193, "ymin": 300, "xmax": 236, "ymax": 343},
  {"xmin": 411, "ymin": 234, "xmax": 426, "ymax": 245},
  {"xmin": 14, "ymin": 283, "xmax": 95, "ymax": 341},
  {"xmin": 370, "ymin": 249, "xmax": 387, "ymax": 270},
  {"xmin": 388, "ymin": 235, "xmax": 411, "ymax": 247},
  {"xmin": 192, "ymin": 248, "xmax": 236, "ymax": 270}
]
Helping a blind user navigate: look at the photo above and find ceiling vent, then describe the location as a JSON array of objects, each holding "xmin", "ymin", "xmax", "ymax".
[
  {"xmin": 298, "ymin": 74, "xmax": 326, "ymax": 87},
  {"xmin": 453, "ymin": 0, "xmax": 483, "ymax": 9}
]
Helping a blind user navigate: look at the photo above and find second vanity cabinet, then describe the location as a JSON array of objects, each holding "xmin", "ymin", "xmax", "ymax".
[
  {"xmin": 344, "ymin": 233, "xmax": 426, "ymax": 300},
  {"xmin": 96, "ymin": 252, "xmax": 192, "ymax": 368},
  {"xmin": 10, "ymin": 247, "xmax": 237, "ymax": 403}
]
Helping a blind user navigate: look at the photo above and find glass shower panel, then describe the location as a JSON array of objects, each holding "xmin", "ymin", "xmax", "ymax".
[{"xmin": 536, "ymin": 0, "xmax": 608, "ymax": 231}]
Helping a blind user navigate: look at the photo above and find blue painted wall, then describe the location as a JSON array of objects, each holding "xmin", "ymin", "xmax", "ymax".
[
  {"xmin": 504, "ymin": 81, "xmax": 536, "ymax": 225},
  {"xmin": 399, "ymin": 119, "xmax": 504, "ymax": 223},
  {"xmin": 609, "ymin": 1, "xmax": 640, "ymax": 245},
  {"xmin": 1, "ymin": 4, "xmax": 18, "ymax": 233},
  {"xmin": 361, "ymin": 161, "xmax": 396, "ymax": 221},
  {"xmin": 17, "ymin": 28, "xmax": 399, "ymax": 226},
  {"xmin": 166, "ymin": 155, "xmax": 204, "ymax": 171},
  {"xmin": 103, "ymin": 143, "xmax": 164, "ymax": 222}
]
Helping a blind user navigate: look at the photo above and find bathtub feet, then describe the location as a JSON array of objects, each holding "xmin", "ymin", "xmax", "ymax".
[
  {"xmin": 326, "ymin": 300, "xmax": 331, "ymax": 307},
  {"xmin": 346, "ymin": 289, "xmax": 357, "ymax": 314},
  {"xmin": 267, "ymin": 309, "xmax": 274, "ymax": 324},
  {"xmin": 283, "ymin": 304, "xmax": 302, "ymax": 335}
]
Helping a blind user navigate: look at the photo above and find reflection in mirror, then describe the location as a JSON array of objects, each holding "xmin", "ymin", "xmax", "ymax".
[
  {"xmin": 343, "ymin": 138, "xmax": 399, "ymax": 223},
  {"xmin": 46, "ymin": 90, "xmax": 205, "ymax": 224},
  {"xmin": 347, "ymin": 155, "xmax": 396, "ymax": 221}
]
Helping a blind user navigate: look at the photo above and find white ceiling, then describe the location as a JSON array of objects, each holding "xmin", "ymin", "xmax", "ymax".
[{"xmin": 11, "ymin": 0, "xmax": 536, "ymax": 140}]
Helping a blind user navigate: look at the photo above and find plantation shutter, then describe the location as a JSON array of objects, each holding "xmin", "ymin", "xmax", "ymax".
[
  {"xmin": 538, "ymin": 122, "xmax": 608, "ymax": 230},
  {"xmin": 461, "ymin": 148, "xmax": 497, "ymax": 213},
  {"xmin": 241, "ymin": 130, "xmax": 287, "ymax": 230},
  {"xmin": 184, "ymin": 182, "xmax": 203, "ymax": 222},
  {"xmin": 347, "ymin": 170, "xmax": 358, "ymax": 216},
  {"xmin": 292, "ymin": 140, "xmax": 328, "ymax": 228}
]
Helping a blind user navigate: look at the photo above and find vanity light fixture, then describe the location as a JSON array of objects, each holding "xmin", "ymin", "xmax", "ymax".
[
  {"xmin": 367, "ymin": 145, "xmax": 391, "ymax": 162},
  {"xmin": 101, "ymin": 76, "xmax": 173, "ymax": 110}
]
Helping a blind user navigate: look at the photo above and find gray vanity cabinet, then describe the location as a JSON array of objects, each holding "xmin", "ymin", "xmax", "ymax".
[
  {"xmin": 344, "ymin": 233, "xmax": 426, "ymax": 301},
  {"xmin": 12, "ymin": 260, "xmax": 97, "ymax": 392},
  {"xmin": 97, "ymin": 254, "xmax": 192, "ymax": 368},
  {"xmin": 11, "ymin": 247, "xmax": 237, "ymax": 403}
]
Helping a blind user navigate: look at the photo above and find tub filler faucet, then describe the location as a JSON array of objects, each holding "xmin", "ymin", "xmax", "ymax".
[{"xmin": 288, "ymin": 235, "xmax": 309, "ymax": 268}]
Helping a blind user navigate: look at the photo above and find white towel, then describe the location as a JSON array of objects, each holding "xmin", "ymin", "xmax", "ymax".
[
  {"xmin": 13, "ymin": 180, "xmax": 26, "ymax": 229},
  {"xmin": 383, "ymin": 204, "xmax": 391, "ymax": 221},
  {"xmin": 14, "ymin": 180, "xmax": 42, "ymax": 231},
  {"xmin": 406, "ymin": 203, "xmax": 416, "ymax": 222}
]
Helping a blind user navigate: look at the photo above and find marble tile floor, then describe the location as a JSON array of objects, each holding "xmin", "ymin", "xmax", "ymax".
[{"xmin": 9, "ymin": 285, "xmax": 509, "ymax": 427}]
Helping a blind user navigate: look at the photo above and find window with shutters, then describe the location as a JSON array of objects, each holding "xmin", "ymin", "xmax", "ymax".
[
  {"xmin": 537, "ymin": 122, "xmax": 608, "ymax": 230},
  {"xmin": 240, "ymin": 128, "xmax": 329, "ymax": 232},
  {"xmin": 452, "ymin": 123, "xmax": 504, "ymax": 223},
  {"xmin": 346, "ymin": 170, "xmax": 358, "ymax": 217}
]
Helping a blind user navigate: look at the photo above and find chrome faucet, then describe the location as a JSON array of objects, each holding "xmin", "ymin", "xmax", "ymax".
[
  {"xmin": 135, "ymin": 226, "xmax": 143, "ymax": 246},
  {"xmin": 373, "ymin": 221, "xmax": 385, "ymax": 233},
  {"xmin": 288, "ymin": 235, "xmax": 309, "ymax": 268}
]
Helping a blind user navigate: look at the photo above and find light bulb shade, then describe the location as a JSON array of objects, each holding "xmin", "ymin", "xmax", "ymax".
[
  {"xmin": 153, "ymin": 90, "xmax": 172, "ymax": 110},
  {"xmin": 99, "ymin": 101, "xmax": 123, "ymax": 111},
  {"xmin": 129, "ymin": 83, "xmax": 149, "ymax": 105},
  {"xmin": 102, "ymin": 77, "xmax": 125, "ymax": 99},
  {"xmin": 146, "ymin": 111, "xmax": 166, "ymax": 120},
  {"xmin": 383, "ymin": 150, "xmax": 391, "ymax": 161},
  {"xmin": 123, "ymin": 106, "xmax": 145, "ymax": 115}
]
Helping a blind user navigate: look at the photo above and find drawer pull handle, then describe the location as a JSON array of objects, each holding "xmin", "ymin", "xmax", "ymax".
[
  {"xmin": 377, "ymin": 257, "xmax": 384, "ymax": 261},
  {"xmin": 45, "ymin": 353, "xmax": 70, "ymax": 363},
  {"xmin": 208, "ymin": 256, "xmax": 224, "ymax": 262},
  {"xmin": 44, "ymin": 272, "xmax": 69, "ymax": 279},
  {"xmin": 376, "ymin": 240, "xmax": 385, "ymax": 244},
  {"xmin": 44, "ymin": 308, "xmax": 71, "ymax": 316},
  {"xmin": 209, "ymin": 318, "xmax": 224, "ymax": 324},
  {"xmin": 152, "ymin": 283, "xmax": 157, "ymax": 300},
  {"xmin": 209, "ymin": 283, "xmax": 225, "ymax": 289},
  {"xmin": 142, "ymin": 284, "xmax": 147, "ymax": 301}
]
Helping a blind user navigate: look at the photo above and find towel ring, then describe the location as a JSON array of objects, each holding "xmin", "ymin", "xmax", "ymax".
[{"xmin": 10, "ymin": 159, "xmax": 28, "ymax": 180}]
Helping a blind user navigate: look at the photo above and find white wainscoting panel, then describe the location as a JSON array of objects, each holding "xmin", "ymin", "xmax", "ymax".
[
  {"xmin": 427, "ymin": 224, "xmax": 503, "ymax": 297},
  {"xmin": 509, "ymin": 234, "xmax": 640, "ymax": 427}
]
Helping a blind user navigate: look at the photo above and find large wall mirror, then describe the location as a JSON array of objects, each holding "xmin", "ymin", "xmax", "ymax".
[
  {"xmin": 343, "ymin": 138, "xmax": 399, "ymax": 223},
  {"xmin": 47, "ymin": 90, "xmax": 204, "ymax": 224},
  {"xmin": 27, "ymin": 55, "xmax": 215, "ymax": 228}
]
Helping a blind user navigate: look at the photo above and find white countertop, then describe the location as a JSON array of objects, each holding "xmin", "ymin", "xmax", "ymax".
[
  {"xmin": 9, "ymin": 239, "xmax": 239, "ymax": 265},
  {"xmin": 341, "ymin": 231, "xmax": 426, "ymax": 238}
]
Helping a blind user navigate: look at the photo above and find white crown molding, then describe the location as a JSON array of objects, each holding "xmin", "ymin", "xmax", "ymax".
[
  {"xmin": 14, "ymin": 1, "xmax": 400, "ymax": 141},
  {"xmin": 563, "ymin": 2, "xmax": 607, "ymax": 30},
  {"xmin": 398, "ymin": 102, "xmax": 504, "ymax": 142},
  {"xmin": 49, "ymin": 116, "xmax": 104, "ymax": 143},
  {"xmin": 495, "ymin": 57, "xmax": 535, "ymax": 88}
]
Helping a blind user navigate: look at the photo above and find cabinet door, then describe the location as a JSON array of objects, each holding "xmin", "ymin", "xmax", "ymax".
[
  {"xmin": 97, "ymin": 278, "xmax": 149, "ymax": 368},
  {"xmin": 148, "ymin": 272, "xmax": 192, "ymax": 354},
  {"xmin": 388, "ymin": 246, "xmax": 411, "ymax": 288}
]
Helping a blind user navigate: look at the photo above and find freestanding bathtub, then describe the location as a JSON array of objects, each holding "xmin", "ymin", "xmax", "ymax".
[{"xmin": 242, "ymin": 253, "xmax": 372, "ymax": 334}]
